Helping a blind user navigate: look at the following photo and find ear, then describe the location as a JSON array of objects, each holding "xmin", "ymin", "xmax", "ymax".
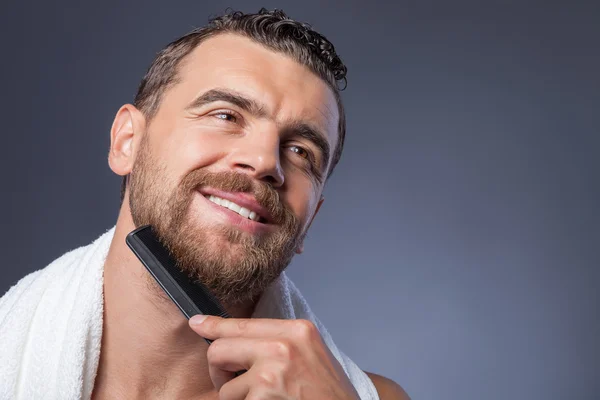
[
  {"xmin": 295, "ymin": 196, "xmax": 325, "ymax": 254},
  {"xmin": 108, "ymin": 104, "xmax": 146, "ymax": 177}
]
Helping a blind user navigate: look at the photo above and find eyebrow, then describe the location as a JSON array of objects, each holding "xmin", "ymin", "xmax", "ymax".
[
  {"xmin": 185, "ymin": 88, "xmax": 268, "ymax": 118},
  {"xmin": 186, "ymin": 88, "xmax": 332, "ymax": 174}
]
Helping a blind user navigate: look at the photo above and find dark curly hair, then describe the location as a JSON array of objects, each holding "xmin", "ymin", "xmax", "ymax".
[{"xmin": 120, "ymin": 8, "xmax": 348, "ymax": 203}]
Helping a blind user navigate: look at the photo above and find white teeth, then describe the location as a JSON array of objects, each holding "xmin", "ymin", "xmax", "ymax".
[
  {"xmin": 206, "ymin": 195, "xmax": 261, "ymax": 222},
  {"xmin": 238, "ymin": 207, "xmax": 250, "ymax": 218},
  {"xmin": 227, "ymin": 202, "xmax": 241, "ymax": 214},
  {"xmin": 209, "ymin": 195, "xmax": 222, "ymax": 206}
]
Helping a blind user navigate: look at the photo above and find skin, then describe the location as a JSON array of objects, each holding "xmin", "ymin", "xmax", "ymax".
[{"xmin": 94, "ymin": 33, "xmax": 408, "ymax": 399}]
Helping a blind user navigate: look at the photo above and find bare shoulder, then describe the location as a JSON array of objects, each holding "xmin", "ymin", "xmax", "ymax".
[{"xmin": 364, "ymin": 371, "xmax": 411, "ymax": 400}]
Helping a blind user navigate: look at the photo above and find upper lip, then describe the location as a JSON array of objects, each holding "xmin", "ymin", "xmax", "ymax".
[{"xmin": 198, "ymin": 188, "xmax": 273, "ymax": 223}]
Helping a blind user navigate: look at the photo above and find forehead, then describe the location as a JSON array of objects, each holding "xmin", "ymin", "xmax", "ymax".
[{"xmin": 169, "ymin": 33, "xmax": 339, "ymax": 148}]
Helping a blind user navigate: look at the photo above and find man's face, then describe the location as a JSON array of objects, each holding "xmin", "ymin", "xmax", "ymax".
[{"xmin": 126, "ymin": 34, "xmax": 339, "ymax": 307}]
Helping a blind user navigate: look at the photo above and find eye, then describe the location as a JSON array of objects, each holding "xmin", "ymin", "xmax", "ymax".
[
  {"xmin": 287, "ymin": 144, "xmax": 323, "ymax": 181},
  {"xmin": 288, "ymin": 145, "xmax": 310, "ymax": 159},
  {"xmin": 212, "ymin": 110, "xmax": 238, "ymax": 123}
]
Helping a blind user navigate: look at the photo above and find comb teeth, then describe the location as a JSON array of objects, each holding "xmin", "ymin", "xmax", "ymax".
[{"xmin": 129, "ymin": 225, "xmax": 230, "ymax": 319}]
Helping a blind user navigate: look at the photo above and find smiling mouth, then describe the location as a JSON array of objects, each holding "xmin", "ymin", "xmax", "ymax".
[{"xmin": 204, "ymin": 194, "xmax": 268, "ymax": 223}]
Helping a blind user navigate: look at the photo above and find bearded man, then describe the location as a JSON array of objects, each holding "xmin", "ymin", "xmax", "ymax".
[{"xmin": 0, "ymin": 8, "xmax": 409, "ymax": 400}]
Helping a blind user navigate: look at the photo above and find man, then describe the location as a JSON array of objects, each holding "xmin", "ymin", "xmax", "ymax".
[{"xmin": 0, "ymin": 8, "xmax": 409, "ymax": 400}]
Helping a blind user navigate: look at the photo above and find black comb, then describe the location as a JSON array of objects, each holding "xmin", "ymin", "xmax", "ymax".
[
  {"xmin": 126, "ymin": 224, "xmax": 247, "ymax": 377},
  {"xmin": 125, "ymin": 224, "xmax": 230, "ymax": 345}
]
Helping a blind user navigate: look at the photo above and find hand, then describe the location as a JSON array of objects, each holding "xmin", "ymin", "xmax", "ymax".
[{"xmin": 189, "ymin": 315, "xmax": 361, "ymax": 400}]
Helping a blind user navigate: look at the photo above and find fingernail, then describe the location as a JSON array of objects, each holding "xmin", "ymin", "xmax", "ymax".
[{"xmin": 190, "ymin": 314, "xmax": 208, "ymax": 325}]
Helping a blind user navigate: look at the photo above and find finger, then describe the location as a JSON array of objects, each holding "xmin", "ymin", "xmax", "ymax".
[
  {"xmin": 206, "ymin": 337, "xmax": 258, "ymax": 383},
  {"xmin": 219, "ymin": 362, "xmax": 289, "ymax": 400},
  {"xmin": 189, "ymin": 314, "xmax": 317, "ymax": 341},
  {"xmin": 206, "ymin": 336, "xmax": 293, "ymax": 391},
  {"xmin": 217, "ymin": 366, "xmax": 255, "ymax": 400},
  {"xmin": 209, "ymin": 363, "xmax": 237, "ymax": 392}
]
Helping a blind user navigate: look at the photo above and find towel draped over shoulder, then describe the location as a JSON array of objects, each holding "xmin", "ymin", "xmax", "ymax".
[{"xmin": 0, "ymin": 226, "xmax": 379, "ymax": 400}]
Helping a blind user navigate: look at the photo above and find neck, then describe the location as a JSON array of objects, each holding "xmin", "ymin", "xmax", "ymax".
[{"xmin": 92, "ymin": 201, "xmax": 256, "ymax": 399}]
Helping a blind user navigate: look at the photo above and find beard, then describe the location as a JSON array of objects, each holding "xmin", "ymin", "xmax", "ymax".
[{"xmin": 128, "ymin": 135, "xmax": 304, "ymax": 308}]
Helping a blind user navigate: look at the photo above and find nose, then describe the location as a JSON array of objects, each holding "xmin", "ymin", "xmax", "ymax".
[{"xmin": 227, "ymin": 131, "xmax": 285, "ymax": 187}]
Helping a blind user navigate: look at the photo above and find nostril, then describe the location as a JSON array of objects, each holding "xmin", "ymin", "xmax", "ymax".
[
  {"xmin": 263, "ymin": 175, "xmax": 278, "ymax": 185},
  {"xmin": 235, "ymin": 163, "xmax": 254, "ymax": 171}
]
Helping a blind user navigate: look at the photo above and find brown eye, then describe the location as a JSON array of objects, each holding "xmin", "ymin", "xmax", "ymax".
[{"xmin": 289, "ymin": 145, "xmax": 309, "ymax": 159}]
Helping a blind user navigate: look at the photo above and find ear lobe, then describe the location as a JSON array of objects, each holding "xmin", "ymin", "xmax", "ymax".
[
  {"xmin": 294, "ymin": 196, "xmax": 325, "ymax": 255},
  {"xmin": 108, "ymin": 104, "xmax": 145, "ymax": 177}
]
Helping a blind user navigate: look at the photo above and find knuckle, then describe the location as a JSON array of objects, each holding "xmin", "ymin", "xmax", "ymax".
[
  {"xmin": 293, "ymin": 319, "xmax": 318, "ymax": 341},
  {"xmin": 256, "ymin": 369, "xmax": 278, "ymax": 388},
  {"xmin": 269, "ymin": 339, "xmax": 293, "ymax": 360}
]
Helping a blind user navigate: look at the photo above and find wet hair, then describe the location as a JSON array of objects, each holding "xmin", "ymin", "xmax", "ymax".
[{"xmin": 120, "ymin": 8, "xmax": 348, "ymax": 202}]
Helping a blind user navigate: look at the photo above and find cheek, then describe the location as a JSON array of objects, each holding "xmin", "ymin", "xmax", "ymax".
[
  {"xmin": 171, "ymin": 129, "xmax": 230, "ymax": 172},
  {"xmin": 285, "ymin": 179, "xmax": 320, "ymax": 226}
]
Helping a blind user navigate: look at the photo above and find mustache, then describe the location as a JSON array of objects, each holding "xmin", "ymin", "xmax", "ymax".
[{"xmin": 180, "ymin": 170, "xmax": 293, "ymax": 226}]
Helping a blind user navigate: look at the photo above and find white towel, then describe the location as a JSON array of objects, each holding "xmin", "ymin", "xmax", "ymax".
[{"xmin": 0, "ymin": 226, "xmax": 379, "ymax": 400}]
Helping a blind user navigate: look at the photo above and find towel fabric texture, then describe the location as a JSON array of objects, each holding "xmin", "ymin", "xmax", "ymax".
[{"xmin": 0, "ymin": 226, "xmax": 378, "ymax": 399}]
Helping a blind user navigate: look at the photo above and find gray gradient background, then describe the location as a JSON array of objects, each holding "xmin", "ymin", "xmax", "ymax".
[{"xmin": 1, "ymin": 1, "xmax": 598, "ymax": 399}]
